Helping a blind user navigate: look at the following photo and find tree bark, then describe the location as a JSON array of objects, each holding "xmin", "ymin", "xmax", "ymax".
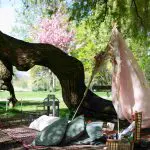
[{"xmin": 0, "ymin": 31, "xmax": 117, "ymax": 121}]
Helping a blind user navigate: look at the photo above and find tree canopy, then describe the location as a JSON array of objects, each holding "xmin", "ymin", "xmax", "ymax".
[
  {"xmin": 21, "ymin": 0, "xmax": 150, "ymax": 38},
  {"xmin": 37, "ymin": 7, "xmax": 74, "ymax": 52},
  {"xmin": 17, "ymin": 0, "xmax": 150, "ymax": 84}
]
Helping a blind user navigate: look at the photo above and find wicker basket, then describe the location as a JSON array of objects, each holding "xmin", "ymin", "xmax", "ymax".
[
  {"xmin": 106, "ymin": 139, "xmax": 134, "ymax": 150},
  {"xmin": 134, "ymin": 112, "xmax": 142, "ymax": 142}
]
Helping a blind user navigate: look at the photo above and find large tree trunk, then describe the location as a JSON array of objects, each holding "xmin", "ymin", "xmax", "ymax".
[{"xmin": 0, "ymin": 31, "xmax": 117, "ymax": 121}]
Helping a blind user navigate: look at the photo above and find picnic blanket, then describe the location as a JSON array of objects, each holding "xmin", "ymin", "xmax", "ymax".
[
  {"xmin": 2, "ymin": 126, "xmax": 106, "ymax": 150},
  {"xmin": 0, "ymin": 128, "xmax": 24, "ymax": 150},
  {"xmin": 3, "ymin": 126, "xmax": 38, "ymax": 149},
  {"xmin": 3, "ymin": 126, "xmax": 150, "ymax": 150}
]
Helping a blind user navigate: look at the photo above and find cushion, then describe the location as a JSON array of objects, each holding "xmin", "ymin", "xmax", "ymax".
[
  {"xmin": 32, "ymin": 118, "xmax": 68, "ymax": 146},
  {"xmin": 64, "ymin": 115, "xmax": 85, "ymax": 144},
  {"xmin": 29, "ymin": 115, "xmax": 59, "ymax": 131},
  {"xmin": 86, "ymin": 121, "xmax": 103, "ymax": 140}
]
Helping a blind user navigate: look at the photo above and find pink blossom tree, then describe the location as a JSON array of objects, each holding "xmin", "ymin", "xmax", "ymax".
[{"xmin": 38, "ymin": 9, "xmax": 74, "ymax": 52}]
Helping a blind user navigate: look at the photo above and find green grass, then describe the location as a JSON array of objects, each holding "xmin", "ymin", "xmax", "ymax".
[
  {"xmin": 0, "ymin": 91, "xmax": 63, "ymax": 100},
  {"xmin": 0, "ymin": 90, "xmax": 68, "ymax": 119},
  {"xmin": 0, "ymin": 90, "xmax": 112, "ymax": 121},
  {"xmin": 0, "ymin": 90, "xmax": 111, "ymax": 100},
  {"xmin": 0, "ymin": 90, "xmax": 67, "ymax": 108},
  {"xmin": 0, "ymin": 100, "xmax": 69, "ymax": 119}
]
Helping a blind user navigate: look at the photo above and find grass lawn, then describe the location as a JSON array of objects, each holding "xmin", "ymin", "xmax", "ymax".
[
  {"xmin": 0, "ymin": 90, "xmax": 63, "ymax": 100},
  {"xmin": 0, "ymin": 90, "xmax": 112, "ymax": 121}
]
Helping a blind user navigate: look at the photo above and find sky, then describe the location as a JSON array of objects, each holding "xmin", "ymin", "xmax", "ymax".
[
  {"xmin": 0, "ymin": 7, "xmax": 15, "ymax": 33},
  {"xmin": 0, "ymin": 0, "xmax": 17, "ymax": 34}
]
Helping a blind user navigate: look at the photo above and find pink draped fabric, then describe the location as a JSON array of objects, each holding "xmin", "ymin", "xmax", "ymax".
[{"xmin": 111, "ymin": 28, "xmax": 150, "ymax": 128}]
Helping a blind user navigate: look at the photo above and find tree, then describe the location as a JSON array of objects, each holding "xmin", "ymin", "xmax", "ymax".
[
  {"xmin": 69, "ymin": 1, "xmax": 150, "ymax": 34},
  {"xmin": 71, "ymin": 19, "xmax": 112, "ymax": 86},
  {"xmin": 21, "ymin": 0, "xmax": 150, "ymax": 38},
  {"xmin": 30, "ymin": 66, "xmax": 49, "ymax": 91},
  {"xmin": 20, "ymin": 0, "xmax": 150, "ymax": 82},
  {"xmin": 0, "ymin": 59, "xmax": 17, "ymax": 106},
  {"xmin": 37, "ymin": 7, "xmax": 74, "ymax": 52},
  {"xmin": 0, "ymin": 31, "xmax": 116, "ymax": 121}
]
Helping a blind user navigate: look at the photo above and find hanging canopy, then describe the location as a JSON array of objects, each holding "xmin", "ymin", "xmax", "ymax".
[{"xmin": 110, "ymin": 27, "xmax": 150, "ymax": 128}]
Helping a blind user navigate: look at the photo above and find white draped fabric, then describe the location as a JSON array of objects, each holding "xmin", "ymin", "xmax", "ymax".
[{"xmin": 111, "ymin": 28, "xmax": 150, "ymax": 128}]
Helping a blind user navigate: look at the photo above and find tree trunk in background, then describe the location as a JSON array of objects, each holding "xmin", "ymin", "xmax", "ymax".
[
  {"xmin": 52, "ymin": 72, "xmax": 55, "ymax": 92},
  {"xmin": 0, "ymin": 31, "xmax": 117, "ymax": 121}
]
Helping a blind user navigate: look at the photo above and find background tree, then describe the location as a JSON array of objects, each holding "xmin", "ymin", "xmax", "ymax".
[
  {"xmin": 19, "ymin": 0, "xmax": 150, "ymax": 84},
  {"xmin": 69, "ymin": 0, "xmax": 150, "ymax": 83},
  {"xmin": 71, "ymin": 19, "xmax": 112, "ymax": 86},
  {"xmin": 21, "ymin": 0, "xmax": 150, "ymax": 38},
  {"xmin": 38, "ymin": 7, "xmax": 74, "ymax": 52}
]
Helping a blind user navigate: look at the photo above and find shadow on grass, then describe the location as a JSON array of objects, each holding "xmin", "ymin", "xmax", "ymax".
[
  {"xmin": 0, "ymin": 102, "xmax": 70, "ymax": 120},
  {"xmin": 0, "ymin": 101, "xmax": 43, "ymax": 107},
  {"xmin": 59, "ymin": 108, "xmax": 70, "ymax": 118},
  {"xmin": 16, "ymin": 101, "xmax": 43, "ymax": 107}
]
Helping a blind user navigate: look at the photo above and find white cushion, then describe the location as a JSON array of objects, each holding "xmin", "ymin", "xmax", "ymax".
[{"xmin": 29, "ymin": 115, "xmax": 59, "ymax": 131}]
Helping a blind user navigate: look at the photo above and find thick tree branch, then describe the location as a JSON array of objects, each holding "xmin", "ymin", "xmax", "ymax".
[
  {"xmin": 0, "ymin": 31, "xmax": 117, "ymax": 121},
  {"xmin": 131, "ymin": 0, "xmax": 144, "ymax": 28}
]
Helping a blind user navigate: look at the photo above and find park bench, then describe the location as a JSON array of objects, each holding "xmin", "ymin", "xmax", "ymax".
[
  {"xmin": 23, "ymin": 94, "xmax": 60, "ymax": 124},
  {"xmin": 43, "ymin": 94, "xmax": 60, "ymax": 116},
  {"xmin": 36, "ymin": 94, "xmax": 60, "ymax": 117}
]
